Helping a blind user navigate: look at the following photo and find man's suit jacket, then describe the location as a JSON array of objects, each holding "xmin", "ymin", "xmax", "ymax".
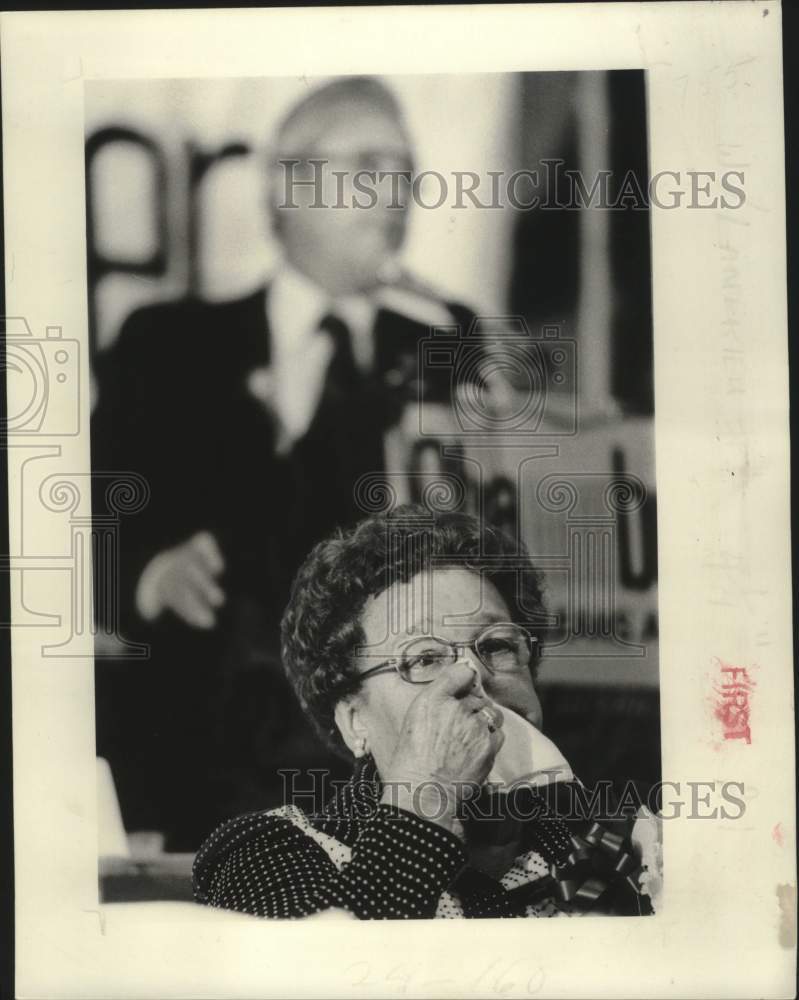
[{"xmin": 92, "ymin": 284, "xmax": 474, "ymax": 645}]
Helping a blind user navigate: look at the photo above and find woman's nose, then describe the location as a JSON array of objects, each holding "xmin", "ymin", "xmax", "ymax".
[{"xmin": 456, "ymin": 650, "xmax": 489, "ymax": 695}]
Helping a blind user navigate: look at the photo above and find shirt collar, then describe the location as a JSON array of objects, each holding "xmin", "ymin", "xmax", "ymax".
[
  {"xmin": 267, "ymin": 262, "xmax": 328, "ymax": 353},
  {"xmin": 267, "ymin": 261, "xmax": 376, "ymax": 350}
]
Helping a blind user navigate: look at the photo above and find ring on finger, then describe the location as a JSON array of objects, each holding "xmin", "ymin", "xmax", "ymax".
[{"xmin": 479, "ymin": 707, "xmax": 498, "ymax": 734}]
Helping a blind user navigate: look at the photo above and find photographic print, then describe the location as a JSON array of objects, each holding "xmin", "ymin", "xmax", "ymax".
[
  {"xmin": 2, "ymin": 4, "xmax": 793, "ymax": 998},
  {"xmin": 86, "ymin": 70, "xmax": 661, "ymax": 919}
]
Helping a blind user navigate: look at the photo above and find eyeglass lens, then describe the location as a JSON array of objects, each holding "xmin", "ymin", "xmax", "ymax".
[{"xmin": 398, "ymin": 624, "xmax": 532, "ymax": 684}]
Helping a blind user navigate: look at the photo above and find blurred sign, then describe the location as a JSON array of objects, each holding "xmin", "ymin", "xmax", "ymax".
[{"xmin": 380, "ymin": 403, "xmax": 658, "ymax": 661}]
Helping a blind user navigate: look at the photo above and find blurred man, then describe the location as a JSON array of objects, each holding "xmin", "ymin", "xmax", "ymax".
[{"xmin": 92, "ymin": 76, "xmax": 475, "ymax": 849}]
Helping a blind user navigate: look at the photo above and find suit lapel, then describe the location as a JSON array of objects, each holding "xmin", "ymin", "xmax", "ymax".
[
  {"xmin": 373, "ymin": 306, "xmax": 429, "ymax": 378},
  {"xmin": 231, "ymin": 285, "xmax": 271, "ymax": 370}
]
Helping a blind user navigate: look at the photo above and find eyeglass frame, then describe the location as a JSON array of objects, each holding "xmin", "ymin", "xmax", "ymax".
[
  {"xmin": 276, "ymin": 150, "xmax": 416, "ymax": 181},
  {"xmin": 353, "ymin": 622, "xmax": 539, "ymax": 686}
]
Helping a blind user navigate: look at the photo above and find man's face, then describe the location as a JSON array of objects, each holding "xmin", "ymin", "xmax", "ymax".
[{"xmin": 274, "ymin": 101, "xmax": 413, "ymax": 295}]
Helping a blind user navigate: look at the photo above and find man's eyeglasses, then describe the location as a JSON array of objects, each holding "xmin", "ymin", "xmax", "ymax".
[
  {"xmin": 355, "ymin": 622, "xmax": 538, "ymax": 686},
  {"xmin": 283, "ymin": 150, "xmax": 415, "ymax": 176}
]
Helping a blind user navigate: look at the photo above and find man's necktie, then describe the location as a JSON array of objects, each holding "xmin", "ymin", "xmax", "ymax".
[
  {"xmin": 309, "ymin": 311, "xmax": 384, "ymax": 528},
  {"xmin": 318, "ymin": 313, "xmax": 360, "ymax": 394}
]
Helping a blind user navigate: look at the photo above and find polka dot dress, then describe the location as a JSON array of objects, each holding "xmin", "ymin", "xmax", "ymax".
[{"xmin": 193, "ymin": 757, "xmax": 579, "ymax": 920}]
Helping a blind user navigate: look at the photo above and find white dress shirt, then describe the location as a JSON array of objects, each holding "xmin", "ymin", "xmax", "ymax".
[{"xmin": 265, "ymin": 264, "xmax": 377, "ymax": 447}]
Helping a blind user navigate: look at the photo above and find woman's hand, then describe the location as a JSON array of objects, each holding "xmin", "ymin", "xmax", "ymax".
[{"xmin": 379, "ymin": 660, "xmax": 505, "ymax": 838}]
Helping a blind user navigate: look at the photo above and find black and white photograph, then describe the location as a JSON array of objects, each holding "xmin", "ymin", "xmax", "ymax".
[
  {"xmin": 2, "ymin": 4, "xmax": 793, "ymax": 998},
  {"xmin": 87, "ymin": 70, "xmax": 661, "ymax": 917}
]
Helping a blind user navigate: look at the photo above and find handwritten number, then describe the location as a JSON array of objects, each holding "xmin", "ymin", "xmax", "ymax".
[
  {"xmin": 385, "ymin": 964, "xmax": 413, "ymax": 994},
  {"xmin": 345, "ymin": 961, "xmax": 374, "ymax": 988}
]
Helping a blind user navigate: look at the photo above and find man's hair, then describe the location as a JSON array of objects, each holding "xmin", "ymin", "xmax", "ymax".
[
  {"xmin": 271, "ymin": 75, "xmax": 409, "ymax": 162},
  {"xmin": 267, "ymin": 75, "xmax": 411, "ymax": 236},
  {"xmin": 280, "ymin": 505, "xmax": 547, "ymax": 756}
]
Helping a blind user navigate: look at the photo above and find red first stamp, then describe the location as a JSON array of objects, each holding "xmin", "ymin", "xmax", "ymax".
[{"xmin": 713, "ymin": 657, "xmax": 755, "ymax": 743}]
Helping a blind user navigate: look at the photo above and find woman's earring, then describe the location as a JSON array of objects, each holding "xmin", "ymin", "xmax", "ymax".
[{"xmin": 353, "ymin": 737, "xmax": 367, "ymax": 758}]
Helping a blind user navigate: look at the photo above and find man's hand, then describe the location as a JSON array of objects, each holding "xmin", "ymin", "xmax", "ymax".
[{"xmin": 136, "ymin": 531, "xmax": 226, "ymax": 630}]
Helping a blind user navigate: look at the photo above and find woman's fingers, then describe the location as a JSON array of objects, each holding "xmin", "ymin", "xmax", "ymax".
[
  {"xmin": 459, "ymin": 695, "xmax": 504, "ymax": 730},
  {"xmin": 391, "ymin": 662, "xmax": 506, "ymax": 796},
  {"xmin": 490, "ymin": 727, "xmax": 506, "ymax": 753},
  {"xmin": 475, "ymin": 703, "xmax": 505, "ymax": 731}
]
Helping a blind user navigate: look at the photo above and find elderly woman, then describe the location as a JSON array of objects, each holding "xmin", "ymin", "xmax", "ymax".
[{"xmin": 193, "ymin": 506, "xmax": 656, "ymax": 919}]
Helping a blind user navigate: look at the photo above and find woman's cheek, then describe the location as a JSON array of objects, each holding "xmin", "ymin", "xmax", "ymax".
[
  {"xmin": 493, "ymin": 677, "xmax": 543, "ymax": 727},
  {"xmin": 365, "ymin": 686, "xmax": 416, "ymax": 756}
]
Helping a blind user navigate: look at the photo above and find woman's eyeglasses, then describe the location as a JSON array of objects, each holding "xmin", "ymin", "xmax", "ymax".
[{"xmin": 356, "ymin": 622, "xmax": 537, "ymax": 686}]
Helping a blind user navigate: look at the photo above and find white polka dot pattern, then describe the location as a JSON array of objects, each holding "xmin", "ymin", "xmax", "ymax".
[
  {"xmin": 193, "ymin": 757, "xmax": 581, "ymax": 921},
  {"xmin": 434, "ymin": 890, "xmax": 465, "ymax": 918},
  {"xmin": 195, "ymin": 803, "xmax": 466, "ymax": 920}
]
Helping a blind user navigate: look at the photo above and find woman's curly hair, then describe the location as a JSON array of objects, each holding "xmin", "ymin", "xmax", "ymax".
[{"xmin": 280, "ymin": 505, "xmax": 547, "ymax": 756}]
